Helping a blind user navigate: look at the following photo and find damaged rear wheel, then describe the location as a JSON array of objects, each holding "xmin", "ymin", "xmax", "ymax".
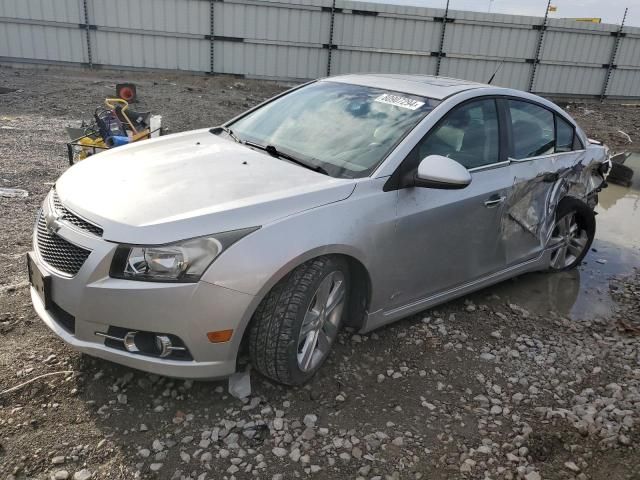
[{"xmin": 548, "ymin": 198, "xmax": 595, "ymax": 271}]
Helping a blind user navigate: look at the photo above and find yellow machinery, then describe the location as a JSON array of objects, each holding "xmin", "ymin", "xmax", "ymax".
[{"xmin": 66, "ymin": 98, "xmax": 161, "ymax": 165}]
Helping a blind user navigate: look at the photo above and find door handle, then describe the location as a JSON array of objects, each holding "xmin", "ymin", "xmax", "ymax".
[{"xmin": 484, "ymin": 195, "xmax": 506, "ymax": 208}]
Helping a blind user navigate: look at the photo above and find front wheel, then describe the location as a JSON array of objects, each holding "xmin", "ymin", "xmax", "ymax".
[
  {"xmin": 248, "ymin": 256, "xmax": 349, "ymax": 385},
  {"xmin": 548, "ymin": 198, "xmax": 595, "ymax": 271}
]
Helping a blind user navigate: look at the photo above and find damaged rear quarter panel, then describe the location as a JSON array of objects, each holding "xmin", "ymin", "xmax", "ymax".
[{"xmin": 502, "ymin": 145, "xmax": 608, "ymax": 265}]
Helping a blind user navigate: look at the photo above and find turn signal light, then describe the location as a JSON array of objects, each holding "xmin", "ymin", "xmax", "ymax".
[{"xmin": 207, "ymin": 329, "xmax": 233, "ymax": 343}]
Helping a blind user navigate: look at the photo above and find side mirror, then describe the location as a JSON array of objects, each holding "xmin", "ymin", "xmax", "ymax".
[{"xmin": 413, "ymin": 155, "xmax": 471, "ymax": 189}]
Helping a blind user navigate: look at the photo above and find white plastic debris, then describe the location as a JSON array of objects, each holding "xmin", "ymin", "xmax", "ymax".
[
  {"xmin": 618, "ymin": 130, "xmax": 632, "ymax": 143},
  {"xmin": 228, "ymin": 368, "xmax": 251, "ymax": 399},
  {"xmin": 0, "ymin": 188, "xmax": 28, "ymax": 198},
  {"xmin": 150, "ymin": 115, "xmax": 162, "ymax": 138}
]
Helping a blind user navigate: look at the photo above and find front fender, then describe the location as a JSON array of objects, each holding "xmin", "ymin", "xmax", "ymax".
[
  {"xmin": 202, "ymin": 221, "xmax": 370, "ymax": 298},
  {"xmin": 199, "ymin": 177, "xmax": 397, "ymax": 353}
]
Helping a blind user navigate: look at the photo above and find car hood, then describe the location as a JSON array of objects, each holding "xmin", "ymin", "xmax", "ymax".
[{"xmin": 56, "ymin": 129, "xmax": 355, "ymax": 244}]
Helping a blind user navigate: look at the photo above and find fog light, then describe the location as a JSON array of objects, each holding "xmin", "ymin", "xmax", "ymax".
[
  {"xmin": 123, "ymin": 331, "xmax": 139, "ymax": 352},
  {"xmin": 155, "ymin": 335, "xmax": 173, "ymax": 358},
  {"xmin": 207, "ymin": 329, "xmax": 233, "ymax": 343}
]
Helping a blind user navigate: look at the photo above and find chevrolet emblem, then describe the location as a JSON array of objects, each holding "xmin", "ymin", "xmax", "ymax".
[{"xmin": 44, "ymin": 210, "xmax": 62, "ymax": 235}]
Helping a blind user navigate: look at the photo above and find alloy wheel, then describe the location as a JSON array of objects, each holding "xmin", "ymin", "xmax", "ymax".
[
  {"xmin": 549, "ymin": 212, "xmax": 589, "ymax": 269},
  {"xmin": 297, "ymin": 271, "xmax": 346, "ymax": 372}
]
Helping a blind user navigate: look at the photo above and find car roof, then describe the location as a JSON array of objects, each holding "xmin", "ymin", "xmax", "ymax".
[{"xmin": 325, "ymin": 74, "xmax": 494, "ymax": 100}]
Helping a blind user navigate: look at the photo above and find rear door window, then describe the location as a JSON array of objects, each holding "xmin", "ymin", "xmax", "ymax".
[
  {"xmin": 508, "ymin": 100, "xmax": 555, "ymax": 159},
  {"xmin": 555, "ymin": 115, "xmax": 574, "ymax": 152}
]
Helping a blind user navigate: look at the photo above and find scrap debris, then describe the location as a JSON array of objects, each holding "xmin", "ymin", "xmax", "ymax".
[
  {"xmin": 66, "ymin": 86, "xmax": 161, "ymax": 165},
  {"xmin": 0, "ymin": 187, "xmax": 28, "ymax": 198},
  {"xmin": 228, "ymin": 367, "xmax": 252, "ymax": 399},
  {"xmin": 617, "ymin": 130, "xmax": 633, "ymax": 143},
  {"xmin": 608, "ymin": 152, "xmax": 635, "ymax": 187},
  {"xmin": 0, "ymin": 371, "xmax": 75, "ymax": 397}
]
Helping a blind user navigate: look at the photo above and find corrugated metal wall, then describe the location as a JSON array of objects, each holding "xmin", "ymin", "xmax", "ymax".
[{"xmin": 1, "ymin": 0, "xmax": 639, "ymax": 98}]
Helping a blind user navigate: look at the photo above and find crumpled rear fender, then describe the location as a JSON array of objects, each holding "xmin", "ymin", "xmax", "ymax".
[
  {"xmin": 501, "ymin": 144, "xmax": 609, "ymax": 258},
  {"xmin": 543, "ymin": 144, "xmax": 610, "ymax": 243}
]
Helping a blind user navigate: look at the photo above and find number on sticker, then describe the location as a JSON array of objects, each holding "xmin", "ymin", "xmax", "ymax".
[{"xmin": 374, "ymin": 94, "xmax": 425, "ymax": 110}]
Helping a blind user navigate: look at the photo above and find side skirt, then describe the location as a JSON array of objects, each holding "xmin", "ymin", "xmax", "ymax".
[{"xmin": 361, "ymin": 249, "xmax": 552, "ymax": 333}]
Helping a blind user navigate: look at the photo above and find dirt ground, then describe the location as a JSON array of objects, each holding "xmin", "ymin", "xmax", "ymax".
[{"xmin": 1, "ymin": 66, "xmax": 639, "ymax": 480}]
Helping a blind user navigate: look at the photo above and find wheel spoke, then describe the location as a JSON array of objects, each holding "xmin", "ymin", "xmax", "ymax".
[
  {"xmin": 325, "ymin": 280, "xmax": 345, "ymax": 315},
  {"xmin": 570, "ymin": 236, "xmax": 586, "ymax": 247},
  {"xmin": 315, "ymin": 275, "xmax": 333, "ymax": 307},
  {"xmin": 316, "ymin": 329, "xmax": 331, "ymax": 355},
  {"xmin": 558, "ymin": 246, "xmax": 568, "ymax": 267},
  {"xmin": 563, "ymin": 214, "xmax": 573, "ymax": 233},
  {"xmin": 552, "ymin": 245, "xmax": 567, "ymax": 269},
  {"xmin": 296, "ymin": 269, "xmax": 346, "ymax": 372},
  {"xmin": 298, "ymin": 330, "xmax": 318, "ymax": 371},
  {"xmin": 322, "ymin": 317, "xmax": 339, "ymax": 341},
  {"xmin": 569, "ymin": 221, "xmax": 579, "ymax": 235},
  {"xmin": 567, "ymin": 243, "xmax": 582, "ymax": 258},
  {"xmin": 300, "ymin": 309, "xmax": 320, "ymax": 337},
  {"xmin": 575, "ymin": 230, "xmax": 588, "ymax": 245},
  {"xmin": 548, "ymin": 235, "xmax": 565, "ymax": 249}
]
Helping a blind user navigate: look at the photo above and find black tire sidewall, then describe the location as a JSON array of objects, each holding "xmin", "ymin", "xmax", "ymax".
[{"xmin": 286, "ymin": 257, "xmax": 350, "ymax": 385}]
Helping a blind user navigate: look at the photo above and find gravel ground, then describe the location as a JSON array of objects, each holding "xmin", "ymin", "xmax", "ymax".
[
  {"xmin": 1, "ymin": 66, "xmax": 639, "ymax": 480},
  {"xmin": 561, "ymin": 103, "xmax": 640, "ymax": 154}
]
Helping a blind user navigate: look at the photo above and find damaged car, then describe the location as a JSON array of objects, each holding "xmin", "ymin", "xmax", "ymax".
[{"xmin": 28, "ymin": 74, "xmax": 611, "ymax": 385}]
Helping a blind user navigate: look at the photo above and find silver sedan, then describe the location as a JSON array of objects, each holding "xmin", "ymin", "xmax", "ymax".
[{"xmin": 28, "ymin": 74, "xmax": 610, "ymax": 385}]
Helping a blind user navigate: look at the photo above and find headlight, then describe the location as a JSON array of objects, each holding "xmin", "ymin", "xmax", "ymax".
[{"xmin": 110, "ymin": 227, "xmax": 259, "ymax": 282}]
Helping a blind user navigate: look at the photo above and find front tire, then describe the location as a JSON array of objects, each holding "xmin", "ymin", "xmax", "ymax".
[
  {"xmin": 248, "ymin": 256, "xmax": 349, "ymax": 385},
  {"xmin": 548, "ymin": 198, "xmax": 595, "ymax": 271}
]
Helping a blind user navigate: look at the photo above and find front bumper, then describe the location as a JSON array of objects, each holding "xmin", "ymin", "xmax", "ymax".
[
  {"xmin": 29, "ymin": 200, "xmax": 256, "ymax": 379},
  {"xmin": 31, "ymin": 285, "xmax": 246, "ymax": 379}
]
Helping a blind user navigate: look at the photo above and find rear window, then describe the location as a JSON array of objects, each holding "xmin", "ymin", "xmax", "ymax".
[
  {"xmin": 555, "ymin": 115, "xmax": 574, "ymax": 153},
  {"xmin": 508, "ymin": 100, "xmax": 555, "ymax": 159}
]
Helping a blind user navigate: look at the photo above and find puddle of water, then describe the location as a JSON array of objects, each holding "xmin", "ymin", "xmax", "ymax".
[{"xmin": 484, "ymin": 154, "xmax": 640, "ymax": 320}]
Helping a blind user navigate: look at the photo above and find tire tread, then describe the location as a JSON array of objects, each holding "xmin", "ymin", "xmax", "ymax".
[{"xmin": 249, "ymin": 256, "xmax": 333, "ymax": 385}]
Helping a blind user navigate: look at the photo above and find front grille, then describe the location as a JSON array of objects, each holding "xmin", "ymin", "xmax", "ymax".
[
  {"xmin": 53, "ymin": 190, "xmax": 103, "ymax": 237},
  {"xmin": 36, "ymin": 214, "xmax": 91, "ymax": 276}
]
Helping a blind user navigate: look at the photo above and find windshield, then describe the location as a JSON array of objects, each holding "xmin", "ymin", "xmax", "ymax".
[{"xmin": 227, "ymin": 81, "xmax": 439, "ymax": 178}]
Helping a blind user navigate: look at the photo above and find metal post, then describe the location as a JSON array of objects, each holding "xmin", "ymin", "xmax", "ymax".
[
  {"xmin": 326, "ymin": 0, "xmax": 337, "ymax": 76},
  {"xmin": 82, "ymin": 0, "xmax": 93, "ymax": 67},
  {"xmin": 601, "ymin": 8, "xmax": 628, "ymax": 101},
  {"xmin": 528, "ymin": 0, "xmax": 551, "ymax": 92},
  {"xmin": 434, "ymin": 0, "xmax": 450, "ymax": 77},
  {"xmin": 209, "ymin": 0, "xmax": 215, "ymax": 74}
]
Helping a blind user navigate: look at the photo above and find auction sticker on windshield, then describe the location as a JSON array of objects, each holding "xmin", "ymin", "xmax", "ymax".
[{"xmin": 374, "ymin": 93, "xmax": 425, "ymax": 110}]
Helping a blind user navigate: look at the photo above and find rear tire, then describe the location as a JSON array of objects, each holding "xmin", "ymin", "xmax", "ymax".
[
  {"xmin": 548, "ymin": 198, "xmax": 595, "ymax": 271},
  {"xmin": 248, "ymin": 256, "xmax": 349, "ymax": 385}
]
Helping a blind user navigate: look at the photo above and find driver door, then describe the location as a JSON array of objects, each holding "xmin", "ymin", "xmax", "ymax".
[{"xmin": 388, "ymin": 98, "xmax": 512, "ymax": 309}]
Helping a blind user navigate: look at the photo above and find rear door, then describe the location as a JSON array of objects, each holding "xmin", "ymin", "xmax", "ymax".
[
  {"xmin": 389, "ymin": 98, "xmax": 512, "ymax": 309},
  {"xmin": 502, "ymin": 99, "xmax": 585, "ymax": 265}
]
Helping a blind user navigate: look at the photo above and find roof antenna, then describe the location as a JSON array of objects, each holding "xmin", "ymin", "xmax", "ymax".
[{"xmin": 487, "ymin": 59, "xmax": 505, "ymax": 85}]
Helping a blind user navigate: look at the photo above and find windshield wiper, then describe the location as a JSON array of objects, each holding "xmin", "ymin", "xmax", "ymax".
[
  {"xmin": 244, "ymin": 141, "xmax": 329, "ymax": 175},
  {"xmin": 209, "ymin": 125, "xmax": 242, "ymax": 144}
]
